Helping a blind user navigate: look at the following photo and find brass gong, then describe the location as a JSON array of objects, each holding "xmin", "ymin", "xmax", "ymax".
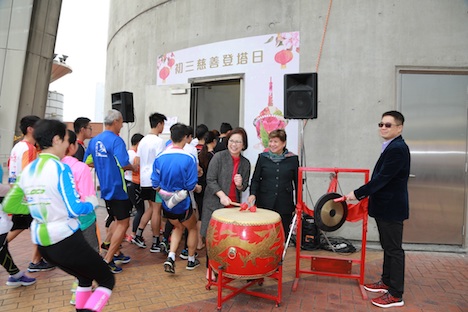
[{"xmin": 314, "ymin": 192, "xmax": 348, "ymax": 232}]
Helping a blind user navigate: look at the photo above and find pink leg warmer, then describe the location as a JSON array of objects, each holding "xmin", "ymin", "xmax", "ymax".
[
  {"xmin": 75, "ymin": 286, "xmax": 92, "ymax": 309},
  {"xmin": 83, "ymin": 286, "xmax": 112, "ymax": 312}
]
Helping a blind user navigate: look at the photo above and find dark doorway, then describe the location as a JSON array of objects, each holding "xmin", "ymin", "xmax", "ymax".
[{"xmin": 190, "ymin": 79, "xmax": 241, "ymax": 132}]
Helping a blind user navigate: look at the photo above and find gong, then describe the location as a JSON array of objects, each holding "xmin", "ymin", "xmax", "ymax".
[{"xmin": 314, "ymin": 192, "xmax": 348, "ymax": 232}]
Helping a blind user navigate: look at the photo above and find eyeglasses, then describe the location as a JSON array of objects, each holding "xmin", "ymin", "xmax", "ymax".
[
  {"xmin": 378, "ymin": 122, "xmax": 400, "ymax": 128},
  {"xmin": 228, "ymin": 140, "xmax": 243, "ymax": 145}
]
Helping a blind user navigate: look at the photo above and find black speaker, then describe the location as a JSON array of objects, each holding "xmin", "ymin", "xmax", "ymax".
[
  {"xmin": 111, "ymin": 91, "xmax": 134, "ymax": 123},
  {"xmin": 284, "ymin": 73, "xmax": 318, "ymax": 119}
]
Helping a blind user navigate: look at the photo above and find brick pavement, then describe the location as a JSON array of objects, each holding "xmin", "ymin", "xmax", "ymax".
[{"xmin": 0, "ymin": 206, "xmax": 467, "ymax": 311}]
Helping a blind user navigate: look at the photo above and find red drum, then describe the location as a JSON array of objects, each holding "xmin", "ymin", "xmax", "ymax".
[{"xmin": 207, "ymin": 208, "xmax": 285, "ymax": 279}]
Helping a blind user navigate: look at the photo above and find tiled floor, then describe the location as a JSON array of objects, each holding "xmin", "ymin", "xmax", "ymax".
[{"xmin": 0, "ymin": 206, "xmax": 467, "ymax": 311}]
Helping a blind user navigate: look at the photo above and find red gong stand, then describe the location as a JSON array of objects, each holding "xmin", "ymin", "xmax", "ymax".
[{"xmin": 292, "ymin": 167, "xmax": 370, "ymax": 299}]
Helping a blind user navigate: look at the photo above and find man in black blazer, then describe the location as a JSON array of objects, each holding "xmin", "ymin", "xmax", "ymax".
[{"xmin": 346, "ymin": 111, "xmax": 410, "ymax": 308}]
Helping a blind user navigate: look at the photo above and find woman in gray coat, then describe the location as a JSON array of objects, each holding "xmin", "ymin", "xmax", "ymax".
[
  {"xmin": 200, "ymin": 127, "xmax": 251, "ymax": 237},
  {"xmin": 200, "ymin": 127, "xmax": 250, "ymax": 280}
]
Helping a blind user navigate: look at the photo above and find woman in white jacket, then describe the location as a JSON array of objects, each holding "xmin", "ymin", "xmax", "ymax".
[{"xmin": 2, "ymin": 119, "xmax": 114, "ymax": 312}]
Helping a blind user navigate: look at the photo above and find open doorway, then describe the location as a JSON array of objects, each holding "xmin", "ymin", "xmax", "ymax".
[{"xmin": 190, "ymin": 79, "xmax": 241, "ymax": 132}]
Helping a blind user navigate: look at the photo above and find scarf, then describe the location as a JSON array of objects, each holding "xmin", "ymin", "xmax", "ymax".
[{"xmin": 263, "ymin": 149, "xmax": 294, "ymax": 163}]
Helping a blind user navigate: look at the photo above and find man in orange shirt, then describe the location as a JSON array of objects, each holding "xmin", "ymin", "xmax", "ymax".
[{"xmin": 7, "ymin": 115, "xmax": 55, "ymax": 272}]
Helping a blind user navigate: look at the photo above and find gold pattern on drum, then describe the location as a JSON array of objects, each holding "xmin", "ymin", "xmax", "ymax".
[{"xmin": 207, "ymin": 208, "xmax": 285, "ymax": 278}]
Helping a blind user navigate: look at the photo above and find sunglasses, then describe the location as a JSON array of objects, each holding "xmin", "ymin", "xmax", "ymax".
[{"xmin": 378, "ymin": 122, "xmax": 400, "ymax": 128}]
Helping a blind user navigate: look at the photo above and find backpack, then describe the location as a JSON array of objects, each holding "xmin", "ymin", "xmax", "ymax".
[{"xmin": 290, "ymin": 213, "xmax": 321, "ymax": 250}]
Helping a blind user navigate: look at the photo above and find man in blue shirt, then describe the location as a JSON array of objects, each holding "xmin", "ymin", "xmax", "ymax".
[
  {"xmin": 85, "ymin": 109, "xmax": 136, "ymax": 273},
  {"xmin": 152, "ymin": 123, "xmax": 199, "ymax": 274}
]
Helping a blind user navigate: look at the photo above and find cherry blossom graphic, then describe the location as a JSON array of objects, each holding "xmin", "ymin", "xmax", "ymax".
[
  {"xmin": 265, "ymin": 32, "xmax": 300, "ymax": 69},
  {"xmin": 157, "ymin": 52, "xmax": 176, "ymax": 83}
]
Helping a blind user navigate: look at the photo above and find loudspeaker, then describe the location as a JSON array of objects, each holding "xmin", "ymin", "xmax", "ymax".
[
  {"xmin": 111, "ymin": 91, "xmax": 134, "ymax": 123},
  {"xmin": 284, "ymin": 73, "xmax": 318, "ymax": 119}
]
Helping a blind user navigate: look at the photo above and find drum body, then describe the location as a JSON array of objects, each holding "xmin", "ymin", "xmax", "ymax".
[{"xmin": 207, "ymin": 208, "xmax": 285, "ymax": 279}]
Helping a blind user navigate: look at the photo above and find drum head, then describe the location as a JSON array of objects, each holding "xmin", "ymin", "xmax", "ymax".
[{"xmin": 314, "ymin": 192, "xmax": 348, "ymax": 232}]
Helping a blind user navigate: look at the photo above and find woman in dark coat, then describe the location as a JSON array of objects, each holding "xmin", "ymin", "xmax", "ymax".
[{"xmin": 248, "ymin": 129, "xmax": 299, "ymax": 236}]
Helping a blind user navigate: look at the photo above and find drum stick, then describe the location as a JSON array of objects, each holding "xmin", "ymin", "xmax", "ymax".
[
  {"xmin": 230, "ymin": 201, "xmax": 241, "ymax": 207},
  {"xmin": 333, "ymin": 196, "xmax": 346, "ymax": 202}
]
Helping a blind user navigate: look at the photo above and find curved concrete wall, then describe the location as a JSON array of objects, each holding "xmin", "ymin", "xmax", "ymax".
[
  {"xmin": 106, "ymin": 0, "xmax": 468, "ymax": 161},
  {"xmin": 105, "ymin": 0, "xmax": 468, "ymax": 244}
]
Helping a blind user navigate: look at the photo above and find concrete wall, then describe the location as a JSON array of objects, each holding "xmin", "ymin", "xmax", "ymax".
[
  {"xmin": 0, "ymin": 0, "xmax": 61, "ymax": 171},
  {"xmin": 105, "ymin": 0, "xmax": 468, "ymax": 244}
]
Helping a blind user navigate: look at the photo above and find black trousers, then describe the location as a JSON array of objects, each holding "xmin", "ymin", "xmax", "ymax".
[
  {"xmin": 376, "ymin": 218, "xmax": 405, "ymax": 298},
  {"xmin": 38, "ymin": 230, "xmax": 115, "ymax": 289}
]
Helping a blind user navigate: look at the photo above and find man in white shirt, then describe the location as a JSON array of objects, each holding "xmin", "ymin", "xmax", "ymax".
[{"xmin": 132, "ymin": 113, "xmax": 167, "ymax": 252}]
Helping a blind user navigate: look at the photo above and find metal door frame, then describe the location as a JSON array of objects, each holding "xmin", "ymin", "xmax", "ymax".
[{"xmin": 396, "ymin": 67, "xmax": 468, "ymax": 248}]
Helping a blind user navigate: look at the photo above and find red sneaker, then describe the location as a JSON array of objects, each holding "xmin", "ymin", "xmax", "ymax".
[
  {"xmin": 371, "ymin": 293, "xmax": 404, "ymax": 308},
  {"xmin": 363, "ymin": 280, "xmax": 389, "ymax": 293}
]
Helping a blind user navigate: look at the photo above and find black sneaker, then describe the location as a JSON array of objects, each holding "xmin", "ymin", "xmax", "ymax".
[
  {"xmin": 179, "ymin": 249, "xmax": 198, "ymax": 260},
  {"xmin": 150, "ymin": 243, "xmax": 161, "ymax": 253},
  {"xmin": 131, "ymin": 236, "xmax": 147, "ymax": 248},
  {"xmin": 186, "ymin": 258, "xmax": 200, "ymax": 270},
  {"xmin": 27, "ymin": 259, "xmax": 56, "ymax": 272},
  {"xmin": 101, "ymin": 242, "xmax": 122, "ymax": 251},
  {"xmin": 164, "ymin": 257, "xmax": 175, "ymax": 274},
  {"xmin": 159, "ymin": 239, "xmax": 169, "ymax": 253}
]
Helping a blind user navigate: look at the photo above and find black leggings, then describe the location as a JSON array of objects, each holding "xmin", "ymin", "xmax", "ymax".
[
  {"xmin": 0, "ymin": 233, "xmax": 20, "ymax": 276},
  {"xmin": 127, "ymin": 181, "xmax": 145, "ymax": 233},
  {"xmin": 38, "ymin": 230, "xmax": 115, "ymax": 289}
]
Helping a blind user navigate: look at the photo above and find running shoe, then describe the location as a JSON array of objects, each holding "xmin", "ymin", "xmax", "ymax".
[
  {"xmin": 107, "ymin": 260, "xmax": 123, "ymax": 274},
  {"xmin": 27, "ymin": 259, "xmax": 56, "ymax": 272},
  {"xmin": 159, "ymin": 239, "xmax": 169, "ymax": 253},
  {"xmin": 113, "ymin": 252, "xmax": 131, "ymax": 264},
  {"xmin": 150, "ymin": 243, "xmax": 161, "ymax": 253},
  {"xmin": 131, "ymin": 236, "xmax": 147, "ymax": 248},
  {"xmin": 164, "ymin": 257, "xmax": 175, "ymax": 274},
  {"xmin": 371, "ymin": 293, "xmax": 404, "ymax": 308},
  {"xmin": 101, "ymin": 242, "xmax": 123, "ymax": 250},
  {"xmin": 179, "ymin": 249, "xmax": 198, "ymax": 260},
  {"xmin": 186, "ymin": 258, "xmax": 200, "ymax": 270},
  {"xmin": 70, "ymin": 292, "xmax": 76, "ymax": 305},
  {"xmin": 363, "ymin": 280, "xmax": 389, "ymax": 293},
  {"xmin": 6, "ymin": 274, "xmax": 36, "ymax": 287},
  {"xmin": 70, "ymin": 279, "xmax": 78, "ymax": 292}
]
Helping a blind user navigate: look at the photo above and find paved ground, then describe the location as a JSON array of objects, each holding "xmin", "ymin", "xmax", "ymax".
[{"xmin": 0, "ymin": 206, "xmax": 467, "ymax": 311}]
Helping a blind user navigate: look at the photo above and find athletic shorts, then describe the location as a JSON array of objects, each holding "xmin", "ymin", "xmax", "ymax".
[
  {"xmin": 11, "ymin": 214, "xmax": 33, "ymax": 230},
  {"xmin": 104, "ymin": 199, "xmax": 132, "ymax": 221},
  {"xmin": 155, "ymin": 192, "xmax": 162, "ymax": 203},
  {"xmin": 140, "ymin": 187, "xmax": 162, "ymax": 203},
  {"xmin": 163, "ymin": 206, "xmax": 194, "ymax": 223},
  {"xmin": 140, "ymin": 187, "xmax": 156, "ymax": 201}
]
